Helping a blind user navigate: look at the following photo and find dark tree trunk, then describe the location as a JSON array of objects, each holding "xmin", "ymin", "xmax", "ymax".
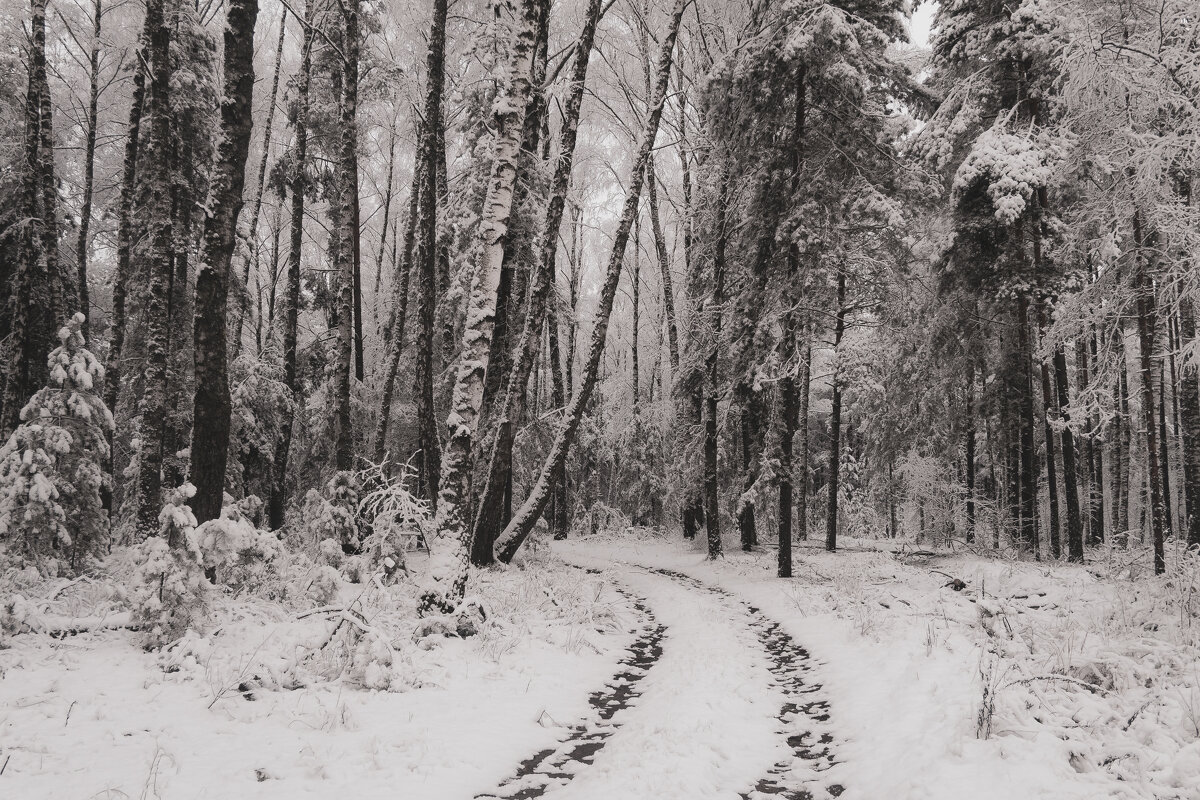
[
  {"xmin": 966, "ymin": 366, "xmax": 976, "ymax": 543},
  {"xmin": 1039, "ymin": 333, "xmax": 1061, "ymax": 559},
  {"xmin": 269, "ymin": 0, "xmax": 314, "ymax": 530},
  {"xmin": 332, "ymin": 0, "xmax": 360, "ymax": 472},
  {"xmin": 134, "ymin": 0, "xmax": 174, "ymax": 538},
  {"xmin": 703, "ymin": 169, "xmax": 729, "ymax": 561},
  {"xmin": 1159, "ymin": 362, "xmax": 1174, "ymax": 538},
  {"xmin": 1017, "ymin": 293, "xmax": 1038, "ymax": 555},
  {"xmin": 372, "ymin": 122, "xmax": 398, "ymax": 297},
  {"xmin": 105, "ymin": 36, "xmax": 146, "ymax": 422},
  {"xmin": 778, "ymin": 64, "xmax": 807, "ymax": 573},
  {"xmin": 411, "ymin": 0, "xmax": 448, "ymax": 511},
  {"xmin": 379, "ymin": 0, "xmax": 446, "ymax": 465},
  {"xmin": 737, "ymin": 383, "xmax": 764, "ymax": 551},
  {"xmin": 1133, "ymin": 211, "xmax": 1166, "ymax": 573},
  {"xmin": 1053, "ymin": 345, "xmax": 1083, "ymax": 561},
  {"xmin": 75, "ymin": 0, "xmax": 103, "ymax": 338},
  {"xmin": 235, "ymin": 11, "xmax": 287, "ymax": 351},
  {"xmin": 189, "ymin": 0, "xmax": 261, "ymax": 523},
  {"xmin": 825, "ymin": 272, "xmax": 846, "ymax": 553},
  {"xmin": 1179, "ymin": 300, "xmax": 1200, "ymax": 547},
  {"xmin": 375, "ymin": 124, "xmax": 425, "ymax": 462}
]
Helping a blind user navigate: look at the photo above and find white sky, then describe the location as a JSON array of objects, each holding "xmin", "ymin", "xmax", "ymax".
[{"xmin": 906, "ymin": 0, "xmax": 936, "ymax": 48}]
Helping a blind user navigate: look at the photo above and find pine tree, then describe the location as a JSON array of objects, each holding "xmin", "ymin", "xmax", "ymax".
[{"xmin": 0, "ymin": 314, "xmax": 113, "ymax": 572}]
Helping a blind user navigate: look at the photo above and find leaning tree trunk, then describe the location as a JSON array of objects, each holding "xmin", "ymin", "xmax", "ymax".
[
  {"xmin": 493, "ymin": 0, "xmax": 687, "ymax": 566},
  {"xmin": 235, "ymin": 11, "xmax": 287, "ymax": 351},
  {"xmin": 419, "ymin": 0, "xmax": 546, "ymax": 615},
  {"xmin": 331, "ymin": 0, "xmax": 360, "ymax": 472},
  {"xmin": 269, "ymin": 0, "xmax": 315, "ymax": 530},
  {"xmin": 470, "ymin": 0, "xmax": 603, "ymax": 559},
  {"xmin": 134, "ymin": 0, "xmax": 174, "ymax": 538},
  {"xmin": 189, "ymin": 0, "xmax": 261, "ymax": 524},
  {"xmin": 374, "ymin": 144, "xmax": 422, "ymax": 462},
  {"xmin": 371, "ymin": 121, "xmax": 398, "ymax": 297},
  {"xmin": 468, "ymin": 0, "xmax": 553, "ymax": 565}
]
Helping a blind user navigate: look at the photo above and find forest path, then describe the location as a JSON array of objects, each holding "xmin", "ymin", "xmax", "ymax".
[{"xmin": 478, "ymin": 557, "xmax": 844, "ymax": 800}]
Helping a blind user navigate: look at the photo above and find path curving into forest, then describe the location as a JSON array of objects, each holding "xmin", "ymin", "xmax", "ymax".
[
  {"xmin": 476, "ymin": 580, "xmax": 667, "ymax": 800},
  {"xmin": 477, "ymin": 561, "xmax": 845, "ymax": 800}
]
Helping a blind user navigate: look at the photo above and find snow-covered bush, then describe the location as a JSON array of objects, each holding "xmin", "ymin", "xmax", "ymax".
[
  {"xmin": 194, "ymin": 504, "xmax": 282, "ymax": 589},
  {"xmin": 229, "ymin": 345, "xmax": 293, "ymax": 501},
  {"xmin": 0, "ymin": 313, "xmax": 113, "ymax": 573},
  {"xmin": 294, "ymin": 471, "xmax": 362, "ymax": 557},
  {"xmin": 356, "ymin": 460, "xmax": 430, "ymax": 578},
  {"xmin": 129, "ymin": 484, "xmax": 208, "ymax": 647}
]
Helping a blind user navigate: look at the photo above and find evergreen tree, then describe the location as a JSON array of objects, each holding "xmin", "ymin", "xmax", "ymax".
[{"xmin": 0, "ymin": 314, "xmax": 113, "ymax": 572}]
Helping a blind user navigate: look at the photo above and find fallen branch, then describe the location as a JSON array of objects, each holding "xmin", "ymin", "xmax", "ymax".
[{"xmin": 1003, "ymin": 674, "xmax": 1104, "ymax": 694}]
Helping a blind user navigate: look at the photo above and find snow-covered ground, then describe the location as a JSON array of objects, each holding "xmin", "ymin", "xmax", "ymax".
[
  {"xmin": 3, "ymin": 531, "xmax": 1199, "ymax": 800},
  {"xmin": 558, "ymin": 532, "xmax": 1200, "ymax": 800},
  {"xmin": 0, "ymin": 557, "xmax": 635, "ymax": 799}
]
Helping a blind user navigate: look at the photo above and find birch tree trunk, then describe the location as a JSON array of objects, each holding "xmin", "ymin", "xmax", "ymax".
[
  {"xmin": 189, "ymin": 0, "xmax": 261, "ymax": 523},
  {"xmin": 493, "ymin": 0, "xmax": 687, "ymax": 565},
  {"xmin": 470, "ymin": 0, "xmax": 604, "ymax": 561},
  {"xmin": 419, "ymin": 0, "xmax": 545, "ymax": 614},
  {"xmin": 269, "ymin": 0, "xmax": 315, "ymax": 530}
]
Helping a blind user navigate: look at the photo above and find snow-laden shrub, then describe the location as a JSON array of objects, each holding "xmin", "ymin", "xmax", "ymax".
[
  {"xmin": 307, "ymin": 564, "xmax": 341, "ymax": 606},
  {"xmin": 194, "ymin": 505, "xmax": 281, "ymax": 589},
  {"xmin": 356, "ymin": 461, "xmax": 429, "ymax": 579},
  {"xmin": 129, "ymin": 484, "xmax": 208, "ymax": 647},
  {"xmin": 229, "ymin": 345, "xmax": 293, "ymax": 501},
  {"xmin": 0, "ymin": 313, "xmax": 113, "ymax": 573},
  {"xmin": 295, "ymin": 472, "xmax": 361, "ymax": 557}
]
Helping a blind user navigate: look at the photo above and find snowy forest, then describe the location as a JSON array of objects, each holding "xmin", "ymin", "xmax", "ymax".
[{"xmin": 1, "ymin": 0, "xmax": 1199, "ymax": 796}]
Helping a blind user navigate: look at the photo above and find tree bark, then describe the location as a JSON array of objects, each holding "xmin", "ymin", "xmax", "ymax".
[
  {"xmin": 1178, "ymin": 300, "xmax": 1200, "ymax": 547},
  {"xmin": 75, "ymin": 0, "xmax": 103, "ymax": 339},
  {"xmin": 189, "ymin": 0, "xmax": 261, "ymax": 523},
  {"xmin": 378, "ymin": 0, "xmax": 445, "ymax": 467},
  {"xmin": 419, "ymin": 0, "xmax": 546, "ymax": 613},
  {"xmin": 704, "ymin": 169, "xmax": 729, "ymax": 560},
  {"xmin": 235, "ymin": 11, "xmax": 287, "ymax": 352},
  {"xmin": 825, "ymin": 271, "xmax": 846, "ymax": 552},
  {"xmin": 104, "ymin": 37, "xmax": 146, "ymax": 422},
  {"xmin": 1054, "ymin": 344, "xmax": 1083, "ymax": 561},
  {"xmin": 493, "ymin": 0, "xmax": 687, "ymax": 566},
  {"xmin": 331, "ymin": 0, "xmax": 359, "ymax": 472},
  {"xmin": 1133, "ymin": 210, "xmax": 1166, "ymax": 573},
  {"xmin": 134, "ymin": 0, "xmax": 173, "ymax": 538},
  {"xmin": 966, "ymin": 366, "xmax": 976, "ymax": 543},
  {"xmin": 470, "ymin": 0, "xmax": 603, "ymax": 561},
  {"xmin": 269, "ymin": 0, "xmax": 315, "ymax": 530}
]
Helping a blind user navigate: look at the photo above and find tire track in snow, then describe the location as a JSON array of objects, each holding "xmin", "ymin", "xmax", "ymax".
[
  {"xmin": 475, "ymin": 581, "xmax": 666, "ymax": 800},
  {"xmin": 648, "ymin": 568, "xmax": 844, "ymax": 800}
]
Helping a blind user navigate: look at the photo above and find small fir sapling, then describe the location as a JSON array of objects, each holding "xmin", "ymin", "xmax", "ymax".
[
  {"xmin": 130, "ymin": 483, "xmax": 209, "ymax": 646},
  {"xmin": 0, "ymin": 313, "xmax": 114, "ymax": 573}
]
